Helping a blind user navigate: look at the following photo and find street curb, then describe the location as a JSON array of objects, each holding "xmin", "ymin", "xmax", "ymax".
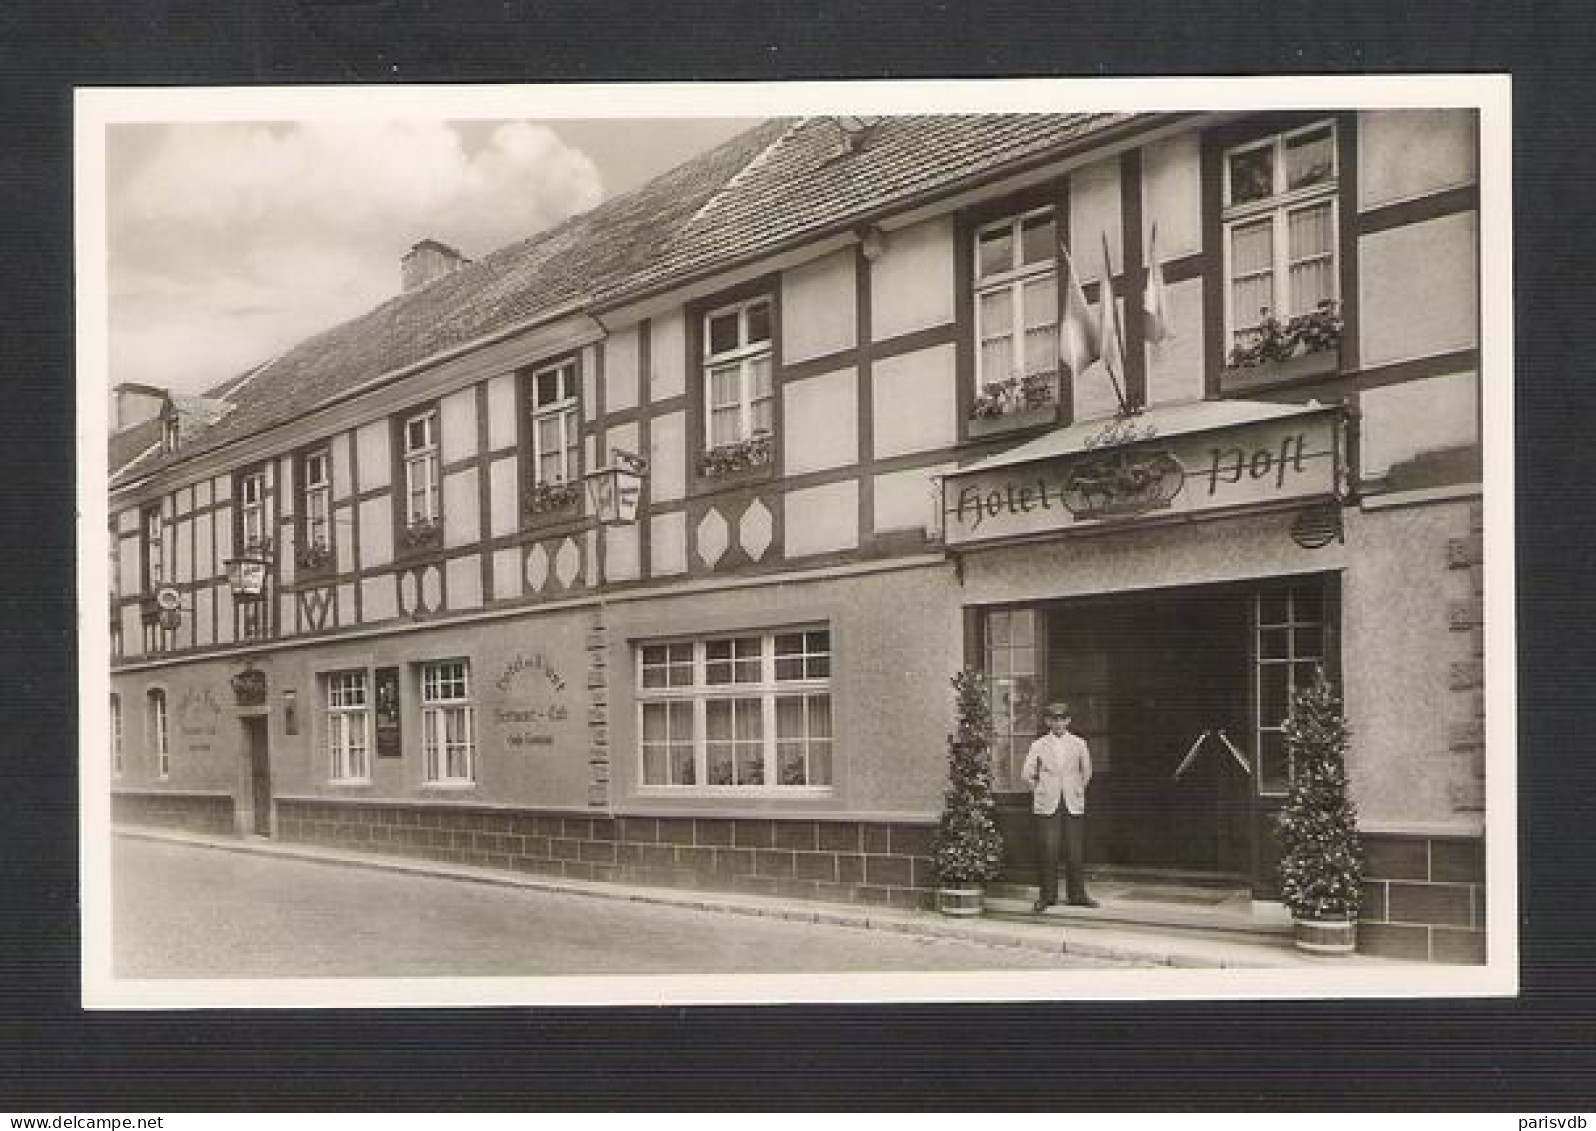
[{"xmin": 115, "ymin": 826, "xmax": 1321, "ymax": 969}]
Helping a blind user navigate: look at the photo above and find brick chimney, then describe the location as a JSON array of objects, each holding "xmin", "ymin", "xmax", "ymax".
[{"xmin": 401, "ymin": 239, "xmax": 471, "ymax": 292}]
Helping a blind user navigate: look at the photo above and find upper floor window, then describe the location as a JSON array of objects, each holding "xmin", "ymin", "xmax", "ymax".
[
  {"xmin": 111, "ymin": 693, "xmax": 123, "ymax": 777},
  {"xmin": 141, "ymin": 505, "xmax": 163, "ymax": 590},
  {"xmin": 326, "ymin": 670, "xmax": 370, "ymax": 783},
  {"xmin": 702, "ymin": 297, "xmax": 774, "ymax": 451},
  {"xmin": 147, "ymin": 689, "xmax": 169, "ymax": 779},
  {"xmin": 636, "ymin": 628, "xmax": 833, "ymax": 791},
  {"xmin": 529, "ymin": 359, "xmax": 580, "ymax": 486},
  {"xmin": 402, "ymin": 409, "xmax": 440, "ymax": 527},
  {"xmin": 1222, "ymin": 121, "xmax": 1339, "ymax": 353},
  {"xmin": 420, "ymin": 659, "xmax": 474, "ymax": 784},
  {"xmin": 301, "ymin": 449, "xmax": 332, "ymax": 558},
  {"xmin": 974, "ymin": 207, "xmax": 1059, "ymax": 388},
  {"xmin": 238, "ymin": 467, "xmax": 270, "ymax": 552}
]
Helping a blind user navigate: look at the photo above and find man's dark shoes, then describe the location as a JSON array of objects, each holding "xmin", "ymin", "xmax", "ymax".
[{"xmin": 1032, "ymin": 899, "xmax": 1052, "ymax": 914}]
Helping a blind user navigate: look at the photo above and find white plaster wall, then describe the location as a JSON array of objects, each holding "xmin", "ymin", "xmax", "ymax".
[
  {"xmin": 650, "ymin": 511, "xmax": 687, "ymax": 576},
  {"xmin": 277, "ymin": 521, "xmax": 296, "ymax": 586},
  {"xmin": 215, "ymin": 585, "xmax": 233, "ymax": 645},
  {"xmin": 1359, "ymin": 110, "xmax": 1477, "ymax": 209},
  {"xmin": 277, "ymin": 456, "xmax": 294, "ymax": 514},
  {"xmin": 355, "ymin": 421, "xmax": 391, "ymax": 492},
  {"xmin": 1070, "ymin": 158, "xmax": 1123, "ymax": 282},
  {"xmin": 174, "ymin": 485, "xmax": 192, "ymax": 517},
  {"xmin": 193, "ymin": 512, "xmax": 214, "ymax": 580},
  {"xmin": 193, "ymin": 583, "xmax": 213, "ymax": 646},
  {"xmin": 334, "ymin": 505, "xmax": 355, "ymax": 575},
  {"xmin": 361, "ymin": 575, "xmax": 396, "ymax": 622},
  {"xmin": 874, "ymin": 462, "xmax": 950, "ymax": 534},
  {"xmin": 1143, "ymin": 278, "xmax": 1205, "ymax": 407},
  {"xmin": 118, "ymin": 534, "xmax": 142, "ymax": 594},
  {"xmin": 486, "ymin": 373, "xmax": 517, "ymax": 451},
  {"xmin": 194, "ymin": 479, "xmax": 211, "ymax": 509},
  {"xmin": 648, "ymin": 411, "xmax": 686, "ymax": 504},
  {"xmin": 173, "ymin": 518, "xmax": 192, "ymax": 583},
  {"xmin": 492, "ymin": 547, "xmax": 521, "ymax": 601},
  {"xmin": 446, "ymin": 554, "xmax": 483, "ymax": 611},
  {"xmin": 442, "ymin": 467, "xmax": 480, "ymax": 548},
  {"xmin": 871, "ymin": 215, "xmax": 955, "ymax": 342},
  {"xmin": 214, "ymin": 505, "xmax": 232, "ymax": 564},
  {"xmin": 783, "ymin": 367, "xmax": 858, "ymax": 475},
  {"xmin": 782, "ymin": 247, "xmax": 857, "ymax": 362},
  {"xmin": 1360, "ymin": 370, "xmax": 1479, "ymax": 479},
  {"xmin": 336, "ymin": 583, "xmax": 356, "ymax": 628},
  {"xmin": 440, "ymin": 388, "xmax": 478, "ymax": 464},
  {"xmin": 605, "ymin": 523, "xmax": 642, "ymax": 582},
  {"xmin": 212, "ymin": 473, "xmax": 232, "ymax": 503},
  {"xmin": 784, "ymin": 480, "xmax": 859, "ymax": 557},
  {"xmin": 605, "ymin": 420, "xmax": 640, "ymax": 469},
  {"xmin": 605, "ymin": 326, "xmax": 640, "ymax": 414},
  {"xmin": 488, "ymin": 457, "xmax": 518, "ymax": 538},
  {"xmin": 358, "ymin": 497, "xmax": 392, "ymax": 569},
  {"xmin": 649, "ymin": 311, "xmax": 686, "ymax": 402},
  {"xmin": 120, "ymin": 605, "xmax": 142, "ymax": 655},
  {"xmin": 1140, "ymin": 131, "xmax": 1202, "ymax": 261},
  {"xmin": 872, "ymin": 343, "xmax": 957, "ymax": 459},
  {"xmin": 582, "ymin": 345, "xmax": 599, "ymax": 422},
  {"xmin": 1359, "ymin": 211, "xmax": 1478, "ymax": 368},
  {"xmin": 116, "ymin": 508, "xmax": 140, "ymax": 535}
]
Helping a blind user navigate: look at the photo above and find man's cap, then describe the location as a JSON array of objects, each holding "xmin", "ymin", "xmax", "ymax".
[{"xmin": 1042, "ymin": 702, "xmax": 1071, "ymax": 719}]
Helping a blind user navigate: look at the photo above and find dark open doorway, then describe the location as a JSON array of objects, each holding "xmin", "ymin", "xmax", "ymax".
[{"xmin": 244, "ymin": 716, "xmax": 271, "ymax": 837}]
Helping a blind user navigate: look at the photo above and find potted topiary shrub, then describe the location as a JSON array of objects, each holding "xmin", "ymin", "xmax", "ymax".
[
  {"xmin": 1276, "ymin": 668, "xmax": 1364, "ymax": 953},
  {"xmin": 931, "ymin": 669, "xmax": 1005, "ymax": 916}
]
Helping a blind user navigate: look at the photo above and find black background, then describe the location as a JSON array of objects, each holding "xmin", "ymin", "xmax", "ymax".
[{"xmin": 3, "ymin": 0, "xmax": 1594, "ymax": 1110}]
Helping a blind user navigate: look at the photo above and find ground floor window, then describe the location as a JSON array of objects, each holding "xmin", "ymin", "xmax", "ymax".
[
  {"xmin": 326, "ymin": 670, "xmax": 371, "ymax": 782},
  {"xmin": 636, "ymin": 628, "xmax": 833, "ymax": 790},
  {"xmin": 420, "ymin": 659, "xmax": 475, "ymax": 784}
]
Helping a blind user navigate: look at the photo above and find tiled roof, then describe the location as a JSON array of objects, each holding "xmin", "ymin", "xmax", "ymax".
[{"xmin": 114, "ymin": 112, "xmax": 1142, "ymax": 487}]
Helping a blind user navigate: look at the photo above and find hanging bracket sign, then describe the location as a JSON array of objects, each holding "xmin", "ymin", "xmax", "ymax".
[{"xmin": 942, "ymin": 407, "xmax": 1344, "ymax": 549}]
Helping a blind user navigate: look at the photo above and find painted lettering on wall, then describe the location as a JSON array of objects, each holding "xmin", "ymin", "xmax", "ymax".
[
  {"xmin": 942, "ymin": 411, "xmax": 1342, "ymax": 549},
  {"xmin": 494, "ymin": 652, "xmax": 570, "ymax": 751}
]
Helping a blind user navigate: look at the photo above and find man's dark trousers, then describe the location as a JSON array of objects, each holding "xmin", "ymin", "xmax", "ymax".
[{"xmin": 1036, "ymin": 807, "xmax": 1088, "ymax": 906}]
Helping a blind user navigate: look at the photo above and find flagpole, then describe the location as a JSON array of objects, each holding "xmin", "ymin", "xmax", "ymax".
[{"xmin": 1099, "ymin": 230, "xmax": 1131, "ymax": 417}]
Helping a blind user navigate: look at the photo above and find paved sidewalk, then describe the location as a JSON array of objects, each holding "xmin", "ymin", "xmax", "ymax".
[{"xmin": 113, "ymin": 826, "xmax": 1396, "ymax": 969}]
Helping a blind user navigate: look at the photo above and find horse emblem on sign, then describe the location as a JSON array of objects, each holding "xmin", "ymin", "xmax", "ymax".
[{"xmin": 1061, "ymin": 449, "xmax": 1186, "ymax": 520}]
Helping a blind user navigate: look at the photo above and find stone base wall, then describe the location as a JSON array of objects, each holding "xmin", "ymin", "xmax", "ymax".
[
  {"xmin": 277, "ymin": 799, "xmax": 938, "ymax": 910},
  {"xmin": 112, "ymin": 790, "xmax": 235, "ymax": 836},
  {"xmin": 1358, "ymin": 832, "xmax": 1486, "ymax": 963}
]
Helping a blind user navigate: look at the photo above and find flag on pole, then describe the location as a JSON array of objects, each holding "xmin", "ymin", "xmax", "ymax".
[
  {"xmin": 1057, "ymin": 240, "xmax": 1100, "ymax": 378},
  {"xmin": 1099, "ymin": 230, "xmax": 1125, "ymax": 382},
  {"xmin": 1143, "ymin": 221, "xmax": 1171, "ymax": 344}
]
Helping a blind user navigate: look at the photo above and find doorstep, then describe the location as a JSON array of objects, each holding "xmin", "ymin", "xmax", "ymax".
[
  {"xmin": 986, "ymin": 879, "xmax": 1293, "ymax": 938},
  {"xmin": 113, "ymin": 826, "xmax": 1391, "ymax": 969}
]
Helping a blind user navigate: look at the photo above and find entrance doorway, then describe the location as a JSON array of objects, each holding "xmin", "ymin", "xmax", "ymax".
[
  {"xmin": 1049, "ymin": 588, "xmax": 1253, "ymax": 881},
  {"xmin": 982, "ymin": 575, "xmax": 1337, "ymax": 898},
  {"xmin": 244, "ymin": 716, "xmax": 272, "ymax": 837}
]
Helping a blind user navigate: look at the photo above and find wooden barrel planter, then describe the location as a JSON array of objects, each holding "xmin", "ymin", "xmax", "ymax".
[
  {"xmin": 937, "ymin": 887, "xmax": 985, "ymax": 917},
  {"xmin": 1293, "ymin": 917, "xmax": 1357, "ymax": 954}
]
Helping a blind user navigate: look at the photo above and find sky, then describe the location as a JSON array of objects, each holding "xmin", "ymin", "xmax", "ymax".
[{"xmin": 105, "ymin": 117, "xmax": 762, "ymax": 398}]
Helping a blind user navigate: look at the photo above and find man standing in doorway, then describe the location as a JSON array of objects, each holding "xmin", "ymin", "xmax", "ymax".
[{"xmin": 1023, "ymin": 702, "xmax": 1099, "ymax": 912}]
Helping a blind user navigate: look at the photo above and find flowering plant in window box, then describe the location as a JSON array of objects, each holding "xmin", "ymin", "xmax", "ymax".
[
  {"xmin": 398, "ymin": 517, "xmax": 443, "ymax": 550},
  {"xmin": 1226, "ymin": 300, "xmax": 1343, "ymax": 369},
  {"xmin": 295, "ymin": 540, "xmax": 333, "ymax": 571},
  {"xmin": 699, "ymin": 429, "xmax": 774, "ymax": 478},
  {"xmin": 970, "ymin": 372, "xmax": 1057, "ymax": 420},
  {"xmin": 524, "ymin": 478, "xmax": 584, "ymax": 517}
]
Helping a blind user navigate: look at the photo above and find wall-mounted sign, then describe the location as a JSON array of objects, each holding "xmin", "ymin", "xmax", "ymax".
[
  {"xmin": 942, "ymin": 408, "xmax": 1344, "ymax": 549},
  {"xmin": 375, "ymin": 666, "xmax": 401, "ymax": 758},
  {"xmin": 178, "ymin": 687, "xmax": 221, "ymax": 753}
]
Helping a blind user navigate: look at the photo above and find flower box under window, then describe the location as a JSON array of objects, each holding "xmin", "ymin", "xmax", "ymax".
[
  {"xmin": 295, "ymin": 540, "xmax": 334, "ymax": 573},
  {"xmin": 398, "ymin": 518, "xmax": 443, "ymax": 551},
  {"xmin": 968, "ymin": 373, "xmax": 1060, "ymax": 438},
  {"xmin": 699, "ymin": 430, "xmax": 775, "ymax": 482},
  {"xmin": 524, "ymin": 478, "xmax": 584, "ymax": 522},
  {"xmin": 1220, "ymin": 301, "xmax": 1343, "ymax": 394}
]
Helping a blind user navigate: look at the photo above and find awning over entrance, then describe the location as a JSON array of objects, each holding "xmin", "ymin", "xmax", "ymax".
[{"xmin": 940, "ymin": 399, "xmax": 1347, "ymax": 550}]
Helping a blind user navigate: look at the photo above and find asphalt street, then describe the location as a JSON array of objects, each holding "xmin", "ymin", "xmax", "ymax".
[{"xmin": 113, "ymin": 837, "xmax": 1124, "ymax": 978}]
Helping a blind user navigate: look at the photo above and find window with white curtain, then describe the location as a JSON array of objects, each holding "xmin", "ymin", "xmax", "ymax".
[
  {"xmin": 326, "ymin": 670, "xmax": 371, "ymax": 782},
  {"xmin": 974, "ymin": 207, "xmax": 1058, "ymax": 386},
  {"xmin": 402, "ymin": 409, "xmax": 440, "ymax": 525},
  {"xmin": 420, "ymin": 659, "xmax": 474, "ymax": 784},
  {"xmin": 636, "ymin": 628, "xmax": 833, "ymax": 791},
  {"xmin": 528, "ymin": 358, "xmax": 580, "ymax": 486},
  {"xmin": 1223, "ymin": 121, "xmax": 1339, "ymax": 349},
  {"xmin": 701, "ymin": 297, "xmax": 774, "ymax": 450}
]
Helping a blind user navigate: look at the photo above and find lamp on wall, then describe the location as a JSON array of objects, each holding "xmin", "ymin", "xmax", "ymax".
[
  {"xmin": 584, "ymin": 448, "xmax": 650, "ymax": 526},
  {"xmin": 224, "ymin": 552, "xmax": 269, "ymax": 599}
]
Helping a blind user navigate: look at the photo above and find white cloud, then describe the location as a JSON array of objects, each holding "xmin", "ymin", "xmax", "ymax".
[{"xmin": 108, "ymin": 120, "xmax": 605, "ymax": 394}]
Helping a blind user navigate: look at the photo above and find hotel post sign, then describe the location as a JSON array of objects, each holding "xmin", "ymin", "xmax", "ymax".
[{"xmin": 942, "ymin": 410, "xmax": 1344, "ymax": 549}]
